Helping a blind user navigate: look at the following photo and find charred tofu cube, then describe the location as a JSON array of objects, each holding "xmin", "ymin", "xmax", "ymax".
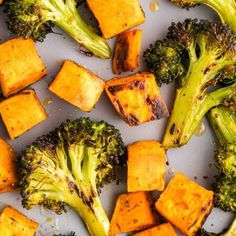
[
  {"xmin": 109, "ymin": 191, "xmax": 158, "ymax": 235},
  {"xmin": 132, "ymin": 223, "xmax": 177, "ymax": 236},
  {"xmin": 0, "ymin": 206, "xmax": 38, "ymax": 236},
  {"xmin": 113, "ymin": 29, "xmax": 143, "ymax": 74},
  {"xmin": 0, "ymin": 38, "xmax": 47, "ymax": 97},
  {"xmin": 155, "ymin": 173, "xmax": 214, "ymax": 236},
  {"xmin": 0, "ymin": 138, "xmax": 18, "ymax": 193},
  {"xmin": 49, "ymin": 60, "xmax": 105, "ymax": 112},
  {"xmin": 105, "ymin": 72, "xmax": 169, "ymax": 126},
  {"xmin": 0, "ymin": 90, "xmax": 47, "ymax": 139},
  {"xmin": 87, "ymin": 0, "xmax": 145, "ymax": 39},
  {"xmin": 128, "ymin": 140, "xmax": 166, "ymax": 192}
]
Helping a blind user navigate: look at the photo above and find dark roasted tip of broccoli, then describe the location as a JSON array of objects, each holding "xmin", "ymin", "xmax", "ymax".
[
  {"xmin": 169, "ymin": 0, "xmax": 199, "ymax": 9},
  {"xmin": 53, "ymin": 232, "xmax": 76, "ymax": 236}
]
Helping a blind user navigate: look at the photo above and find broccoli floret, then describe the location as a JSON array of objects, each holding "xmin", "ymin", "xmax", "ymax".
[
  {"xmin": 150, "ymin": 19, "xmax": 236, "ymax": 148},
  {"xmin": 169, "ymin": 0, "xmax": 236, "ymax": 33},
  {"xmin": 4, "ymin": 0, "xmax": 111, "ymax": 58},
  {"xmin": 54, "ymin": 232, "xmax": 76, "ymax": 236},
  {"xmin": 18, "ymin": 118, "xmax": 125, "ymax": 236}
]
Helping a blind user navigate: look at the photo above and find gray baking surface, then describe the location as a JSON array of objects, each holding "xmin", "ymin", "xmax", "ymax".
[{"xmin": 0, "ymin": 0, "xmax": 234, "ymax": 235}]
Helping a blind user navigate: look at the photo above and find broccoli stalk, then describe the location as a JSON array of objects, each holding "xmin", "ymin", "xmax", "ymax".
[
  {"xmin": 19, "ymin": 118, "xmax": 125, "ymax": 236},
  {"xmin": 4, "ymin": 0, "xmax": 111, "ymax": 58},
  {"xmin": 169, "ymin": 0, "xmax": 236, "ymax": 33}
]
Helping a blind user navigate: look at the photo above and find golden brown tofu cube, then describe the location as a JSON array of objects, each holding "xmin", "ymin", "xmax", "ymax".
[
  {"xmin": 132, "ymin": 223, "xmax": 177, "ymax": 236},
  {"xmin": 105, "ymin": 72, "xmax": 169, "ymax": 126},
  {"xmin": 0, "ymin": 137, "xmax": 18, "ymax": 193},
  {"xmin": 109, "ymin": 191, "xmax": 158, "ymax": 236},
  {"xmin": 128, "ymin": 140, "xmax": 166, "ymax": 192},
  {"xmin": 0, "ymin": 0, "xmax": 4, "ymax": 5},
  {"xmin": 0, "ymin": 206, "xmax": 38, "ymax": 236},
  {"xmin": 113, "ymin": 29, "xmax": 143, "ymax": 74},
  {"xmin": 87, "ymin": 0, "xmax": 145, "ymax": 39},
  {"xmin": 49, "ymin": 60, "xmax": 105, "ymax": 112},
  {"xmin": 0, "ymin": 90, "xmax": 47, "ymax": 139},
  {"xmin": 0, "ymin": 38, "xmax": 47, "ymax": 97},
  {"xmin": 155, "ymin": 173, "xmax": 214, "ymax": 236}
]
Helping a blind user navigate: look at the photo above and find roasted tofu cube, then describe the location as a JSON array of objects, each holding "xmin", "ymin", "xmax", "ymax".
[
  {"xmin": 0, "ymin": 38, "xmax": 47, "ymax": 97},
  {"xmin": 128, "ymin": 140, "xmax": 166, "ymax": 192},
  {"xmin": 0, "ymin": 0, "xmax": 4, "ymax": 5},
  {"xmin": 155, "ymin": 173, "xmax": 214, "ymax": 236},
  {"xmin": 87, "ymin": 0, "xmax": 145, "ymax": 39},
  {"xmin": 113, "ymin": 29, "xmax": 143, "ymax": 74},
  {"xmin": 0, "ymin": 90, "xmax": 47, "ymax": 139},
  {"xmin": 0, "ymin": 138, "xmax": 18, "ymax": 193},
  {"xmin": 105, "ymin": 72, "xmax": 169, "ymax": 126},
  {"xmin": 132, "ymin": 223, "xmax": 177, "ymax": 236},
  {"xmin": 49, "ymin": 60, "xmax": 105, "ymax": 112},
  {"xmin": 0, "ymin": 206, "xmax": 38, "ymax": 236},
  {"xmin": 109, "ymin": 191, "xmax": 158, "ymax": 236}
]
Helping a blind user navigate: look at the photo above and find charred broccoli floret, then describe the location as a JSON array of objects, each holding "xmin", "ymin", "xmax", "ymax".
[
  {"xmin": 54, "ymin": 233, "xmax": 76, "ymax": 236},
  {"xmin": 169, "ymin": 0, "xmax": 236, "ymax": 33},
  {"xmin": 4, "ymin": 0, "xmax": 111, "ymax": 58},
  {"xmin": 18, "ymin": 118, "xmax": 125, "ymax": 236}
]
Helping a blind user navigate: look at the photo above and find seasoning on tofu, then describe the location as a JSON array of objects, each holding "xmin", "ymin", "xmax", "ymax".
[
  {"xmin": 109, "ymin": 191, "xmax": 158, "ymax": 236},
  {"xmin": 0, "ymin": 90, "xmax": 47, "ymax": 139},
  {"xmin": 132, "ymin": 223, "xmax": 177, "ymax": 236},
  {"xmin": 0, "ymin": 38, "xmax": 47, "ymax": 97},
  {"xmin": 49, "ymin": 60, "xmax": 105, "ymax": 112},
  {"xmin": 155, "ymin": 173, "xmax": 214, "ymax": 236},
  {"xmin": 113, "ymin": 29, "xmax": 143, "ymax": 74},
  {"xmin": 128, "ymin": 140, "xmax": 166, "ymax": 192},
  {"xmin": 87, "ymin": 0, "xmax": 145, "ymax": 39},
  {"xmin": 0, "ymin": 206, "xmax": 38, "ymax": 236},
  {"xmin": 105, "ymin": 72, "xmax": 169, "ymax": 126},
  {"xmin": 0, "ymin": 138, "xmax": 18, "ymax": 193}
]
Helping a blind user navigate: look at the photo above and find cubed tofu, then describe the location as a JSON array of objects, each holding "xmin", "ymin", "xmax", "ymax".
[
  {"xmin": 0, "ymin": 206, "xmax": 38, "ymax": 236},
  {"xmin": 0, "ymin": 138, "xmax": 18, "ymax": 193},
  {"xmin": 87, "ymin": 0, "xmax": 145, "ymax": 39},
  {"xmin": 109, "ymin": 191, "xmax": 158, "ymax": 236},
  {"xmin": 0, "ymin": 0, "xmax": 4, "ymax": 5},
  {"xmin": 0, "ymin": 38, "xmax": 47, "ymax": 97},
  {"xmin": 155, "ymin": 173, "xmax": 214, "ymax": 236},
  {"xmin": 128, "ymin": 140, "xmax": 166, "ymax": 192},
  {"xmin": 49, "ymin": 60, "xmax": 105, "ymax": 112},
  {"xmin": 105, "ymin": 72, "xmax": 169, "ymax": 126},
  {"xmin": 0, "ymin": 90, "xmax": 47, "ymax": 139},
  {"xmin": 113, "ymin": 29, "xmax": 143, "ymax": 74},
  {"xmin": 132, "ymin": 223, "xmax": 177, "ymax": 236}
]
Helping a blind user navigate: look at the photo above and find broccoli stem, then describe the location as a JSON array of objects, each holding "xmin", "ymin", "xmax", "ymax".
[{"xmin": 208, "ymin": 106, "xmax": 236, "ymax": 146}]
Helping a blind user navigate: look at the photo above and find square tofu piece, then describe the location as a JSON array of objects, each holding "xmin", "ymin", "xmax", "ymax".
[
  {"xmin": 109, "ymin": 191, "xmax": 158, "ymax": 236},
  {"xmin": 0, "ymin": 138, "xmax": 18, "ymax": 193},
  {"xmin": 0, "ymin": 206, "xmax": 38, "ymax": 236},
  {"xmin": 155, "ymin": 173, "xmax": 214, "ymax": 236},
  {"xmin": 0, "ymin": 90, "xmax": 47, "ymax": 139},
  {"xmin": 0, "ymin": 38, "xmax": 47, "ymax": 97},
  {"xmin": 0, "ymin": 0, "xmax": 3, "ymax": 5},
  {"xmin": 133, "ymin": 223, "xmax": 177, "ymax": 236},
  {"xmin": 87, "ymin": 0, "xmax": 145, "ymax": 39},
  {"xmin": 128, "ymin": 140, "xmax": 166, "ymax": 192},
  {"xmin": 105, "ymin": 72, "xmax": 169, "ymax": 126},
  {"xmin": 49, "ymin": 60, "xmax": 105, "ymax": 112}
]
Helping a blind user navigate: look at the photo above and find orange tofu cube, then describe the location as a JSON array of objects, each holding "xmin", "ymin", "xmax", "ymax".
[
  {"xmin": 0, "ymin": 0, "xmax": 3, "ymax": 5},
  {"xmin": 0, "ymin": 90, "xmax": 47, "ymax": 139},
  {"xmin": 155, "ymin": 173, "xmax": 214, "ymax": 236},
  {"xmin": 109, "ymin": 191, "xmax": 158, "ymax": 236},
  {"xmin": 49, "ymin": 60, "xmax": 105, "ymax": 112},
  {"xmin": 128, "ymin": 140, "xmax": 166, "ymax": 192},
  {"xmin": 132, "ymin": 223, "xmax": 177, "ymax": 236},
  {"xmin": 0, "ymin": 137, "xmax": 18, "ymax": 193},
  {"xmin": 0, "ymin": 38, "xmax": 47, "ymax": 97},
  {"xmin": 87, "ymin": 0, "xmax": 145, "ymax": 39},
  {"xmin": 0, "ymin": 206, "xmax": 38, "ymax": 236},
  {"xmin": 105, "ymin": 72, "xmax": 169, "ymax": 126}
]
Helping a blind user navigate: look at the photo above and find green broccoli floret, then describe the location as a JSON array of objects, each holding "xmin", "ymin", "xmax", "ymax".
[
  {"xmin": 4, "ymin": 0, "xmax": 111, "ymax": 58},
  {"xmin": 169, "ymin": 0, "xmax": 236, "ymax": 33},
  {"xmin": 151, "ymin": 19, "xmax": 236, "ymax": 148},
  {"xmin": 18, "ymin": 117, "xmax": 125, "ymax": 236}
]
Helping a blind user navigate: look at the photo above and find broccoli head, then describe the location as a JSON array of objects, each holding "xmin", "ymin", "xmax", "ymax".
[
  {"xmin": 18, "ymin": 117, "xmax": 125, "ymax": 236},
  {"xmin": 4, "ymin": 0, "xmax": 111, "ymax": 58}
]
